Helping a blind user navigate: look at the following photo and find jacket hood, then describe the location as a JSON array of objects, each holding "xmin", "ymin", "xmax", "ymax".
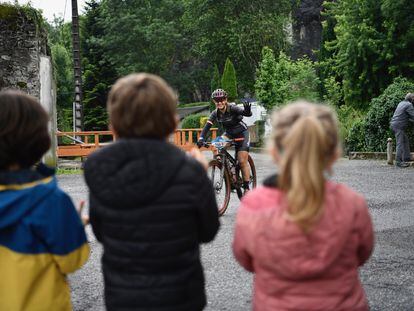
[
  {"xmin": 84, "ymin": 139, "xmax": 187, "ymax": 207},
  {"xmin": 258, "ymin": 175, "xmax": 356, "ymax": 279},
  {"xmin": 0, "ymin": 164, "xmax": 56, "ymax": 229}
]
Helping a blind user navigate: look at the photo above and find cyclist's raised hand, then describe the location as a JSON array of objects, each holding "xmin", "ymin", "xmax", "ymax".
[{"xmin": 243, "ymin": 102, "xmax": 251, "ymax": 114}]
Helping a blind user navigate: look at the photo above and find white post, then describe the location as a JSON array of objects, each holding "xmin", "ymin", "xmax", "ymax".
[
  {"xmin": 387, "ymin": 138, "xmax": 393, "ymax": 165},
  {"xmin": 40, "ymin": 56, "xmax": 57, "ymax": 167}
]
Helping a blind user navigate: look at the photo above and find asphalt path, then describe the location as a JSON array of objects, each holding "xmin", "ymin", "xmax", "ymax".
[{"xmin": 62, "ymin": 151, "xmax": 414, "ymax": 311}]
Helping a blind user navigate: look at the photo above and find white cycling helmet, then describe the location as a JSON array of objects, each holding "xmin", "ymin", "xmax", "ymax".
[{"xmin": 211, "ymin": 89, "xmax": 228, "ymax": 100}]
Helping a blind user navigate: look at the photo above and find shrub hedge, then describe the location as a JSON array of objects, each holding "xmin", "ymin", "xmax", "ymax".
[{"xmin": 363, "ymin": 77, "xmax": 414, "ymax": 151}]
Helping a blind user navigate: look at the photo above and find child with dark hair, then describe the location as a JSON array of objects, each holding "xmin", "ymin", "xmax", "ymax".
[
  {"xmin": 83, "ymin": 73, "xmax": 220, "ymax": 311},
  {"xmin": 0, "ymin": 90, "xmax": 89, "ymax": 310},
  {"xmin": 233, "ymin": 101, "xmax": 374, "ymax": 311}
]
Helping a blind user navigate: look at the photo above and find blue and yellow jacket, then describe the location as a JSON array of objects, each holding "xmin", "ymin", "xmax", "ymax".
[{"xmin": 0, "ymin": 165, "xmax": 89, "ymax": 311}]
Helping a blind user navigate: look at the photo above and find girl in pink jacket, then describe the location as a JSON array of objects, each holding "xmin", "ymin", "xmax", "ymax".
[{"xmin": 233, "ymin": 101, "xmax": 374, "ymax": 311}]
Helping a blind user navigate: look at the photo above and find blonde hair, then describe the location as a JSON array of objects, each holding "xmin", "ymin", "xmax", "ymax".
[
  {"xmin": 107, "ymin": 73, "xmax": 177, "ymax": 139},
  {"xmin": 270, "ymin": 101, "xmax": 340, "ymax": 232}
]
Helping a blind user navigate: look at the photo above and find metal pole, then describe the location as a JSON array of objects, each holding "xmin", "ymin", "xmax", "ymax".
[{"xmin": 71, "ymin": 0, "xmax": 83, "ymax": 136}]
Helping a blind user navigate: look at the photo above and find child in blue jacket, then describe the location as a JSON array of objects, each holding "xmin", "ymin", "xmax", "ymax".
[{"xmin": 0, "ymin": 90, "xmax": 89, "ymax": 310}]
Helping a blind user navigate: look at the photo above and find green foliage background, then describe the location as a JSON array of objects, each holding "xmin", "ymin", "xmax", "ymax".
[
  {"xmin": 320, "ymin": 0, "xmax": 414, "ymax": 109},
  {"xmin": 254, "ymin": 47, "xmax": 278, "ymax": 111},
  {"xmin": 20, "ymin": 0, "xmax": 413, "ymax": 152},
  {"xmin": 210, "ymin": 64, "xmax": 221, "ymax": 93},
  {"xmin": 46, "ymin": 16, "xmax": 73, "ymax": 131},
  {"xmin": 221, "ymin": 58, "xmax": 238, "ymax": 101},
  {"xmin": 255, "ymin": 49, "xmax": 320, "ymax": 111}
]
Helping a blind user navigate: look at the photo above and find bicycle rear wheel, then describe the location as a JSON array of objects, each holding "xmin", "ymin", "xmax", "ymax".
[
  {"xmin": 236, "ymin": 154, "xmax": 257, "ymax": 200},
  {"xmin": 207, "ymin": 160, "xmax": 231, "ymax": 216}
]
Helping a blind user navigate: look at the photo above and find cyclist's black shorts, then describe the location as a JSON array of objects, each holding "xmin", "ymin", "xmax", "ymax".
[{"xmin": 224, "ymin": 129, "xmax": 250, "ymax": 152}]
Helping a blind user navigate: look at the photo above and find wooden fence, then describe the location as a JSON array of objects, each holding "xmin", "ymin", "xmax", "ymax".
[{"xmin": 56, "ymin": 128, "xmax": 218, "ymax": 158}]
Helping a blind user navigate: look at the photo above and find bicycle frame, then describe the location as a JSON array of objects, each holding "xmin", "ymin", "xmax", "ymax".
[
  {"xmin": 205, "ymin": 136, "xmax": 257, "ymax": 215},
  {"xmin": 211, "ymin": 141, "xmax": 241, "ymax": 190}
]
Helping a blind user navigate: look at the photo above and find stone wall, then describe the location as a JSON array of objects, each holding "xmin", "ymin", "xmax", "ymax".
[
  {"xmin": 0, "ymin": 4, "xmax": 50, "ymax": 96},
  {"xmin": 0, "ymin": 4, "xmax": 57, "ymax": 166}
]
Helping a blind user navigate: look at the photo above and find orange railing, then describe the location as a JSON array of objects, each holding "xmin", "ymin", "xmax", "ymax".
[
  {"xmin": 171, "ymin": 128, "xmax": 218, "ymax": 150},
  {"xmin": 56, "ymin": 128, "xmax": 218, "ymax": 158}
]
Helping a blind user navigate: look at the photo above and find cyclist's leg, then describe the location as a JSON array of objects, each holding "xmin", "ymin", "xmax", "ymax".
[{"xmin": 235, "ymin": 130, "xmax": 251, "ymax": 188}]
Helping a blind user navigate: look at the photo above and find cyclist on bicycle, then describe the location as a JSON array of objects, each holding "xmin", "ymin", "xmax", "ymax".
[{"xmin": 197, "ymin": 88, "xmax": 252, "ymax": 193}]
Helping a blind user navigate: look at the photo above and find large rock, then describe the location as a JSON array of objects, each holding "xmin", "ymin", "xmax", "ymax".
[{"xmin": 291, "ymin": 0, "xmax": 324, "ymax": 60}]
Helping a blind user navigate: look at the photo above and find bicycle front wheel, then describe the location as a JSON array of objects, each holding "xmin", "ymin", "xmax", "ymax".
[{"xmin": 207, "ymin": 159, "xmax": 231, "ymax": 216}]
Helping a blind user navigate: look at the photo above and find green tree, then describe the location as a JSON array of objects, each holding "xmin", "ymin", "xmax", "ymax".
[
  {"xmin": 47, "ymin": 17, "xmax": 74, "ymax": 131},
  {"xmin": 273, "ymin": 52, "xmax": 319, "ymax": 106},
  {"xmin": 317, "ymin": 6, "xmax": 341, "ymax": 105},
  {"xmin": 97, "ymin": 0, "xmax": 210, "ymax": 102},
  {"xmin": 48, "ymin": 17, "xmax": 72, "ymax": 49},
  {"xmin": 211, "ymin": 64, "xmax": 221, "ymax": 92},
  {"xmin": 75, "ymin": 0, "xmax": 295, "ymax": 103},
  {"xmin": 81, "ymin": 0, "xmax": 117, "ymax": 130},
  {"xmin": 322, "ymin": 76, "xmax": 344, "ymax": 108},
  {"xmin": 183, "ymin": 0, "xmax": 291, "ymax": 93},
  {"xmin": 287, "ymin": 56, "xmax": 320, "ymax": 103},
  {"xmin": 99, "ymin": 0, "xmax": 185, "ymax": 75},
  {"xmin": 381, "ymin": 0, "xmax": 414, "ymax": 78},
  {"xmin": 255, "ymin": 48, "xmax": 319, "ymax": 111},
  {"xmin": 221, "ymin": 58, "xmax": 238, "ymax": 101},
  {"xmin": 320, "ymin": 0, "xmax": 414, "ymax": 108},
  {"xmin": 255, "ymin": 46, "xmax": 278, "ymax": 111},
  {"xmin": 51, "ymin": 44, "xmax": 73, "ymax": 131}
]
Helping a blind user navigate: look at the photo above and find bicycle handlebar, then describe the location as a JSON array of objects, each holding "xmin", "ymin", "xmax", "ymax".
[{"xmin": 199, "ymin": 137, "xmax": 244, "ymax": 149}]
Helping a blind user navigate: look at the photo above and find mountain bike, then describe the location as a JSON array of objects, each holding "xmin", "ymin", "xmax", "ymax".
[{"xmin": 203, "ymin": 137, "xmax": 257, "ymax": 216}]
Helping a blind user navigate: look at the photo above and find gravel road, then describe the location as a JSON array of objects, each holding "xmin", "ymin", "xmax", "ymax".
[{"xmin": 61, "ymin": 152, "xmax": 414, "ymax": 311}]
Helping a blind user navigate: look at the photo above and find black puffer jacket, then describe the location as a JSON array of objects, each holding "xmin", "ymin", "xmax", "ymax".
[{"xmin": 84, "ymin": 139, "xmax": 220, "ymax": 311}]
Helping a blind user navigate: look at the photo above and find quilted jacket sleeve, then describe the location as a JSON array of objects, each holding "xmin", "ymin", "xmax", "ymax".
[
  {"xmin": 194, "ymin": 162, "xmax": 220, "ymax": 243},
  {"xmin": 232, "ymin": 202, "xmax": 254, "ymax": 272},
  {"xmin": 354, "ymin": 196, "xmax": 374, "ymax": 266}
]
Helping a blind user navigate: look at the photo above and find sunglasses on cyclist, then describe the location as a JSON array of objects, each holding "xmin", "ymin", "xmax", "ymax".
[{"xmin": 214, "ymin": 97, "xmax": 227, "ymax": 103}]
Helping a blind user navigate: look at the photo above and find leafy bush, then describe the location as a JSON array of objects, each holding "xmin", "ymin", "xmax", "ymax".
[
  {"xmin": 323, "ymin": 76, "xmax": 344, "ymax": 107},
  {"xmin": 200, "ymin": 116, "xmax": 208, "ymax": 128},
  {"xmin": 346, "ymin": 119, "xmax": 367, "ymax": 152},
  {"xmin": 334, "ymin": 105, "xmax": 364, "ymax": 152},
  {"xmin": 255, "ymin": 48, "xmax": 320, "ymax": 112},
  {"xmin": 363, "ymin": 77, "xmax": 414, "ymax": 151},
  {"xmin": 286, "ymin": 56, "xmax": 320, "ymax": 103},
  {"xmin": 181, "ymin": 113, "xmax": 208, "ymax": 143},
  {"xmin": 181, "ymin": 113, "xmax": 204, "ymax": 129},
  {"xmin": 177, "ymin": 102, "xmax": 209, "ymax": 108}
]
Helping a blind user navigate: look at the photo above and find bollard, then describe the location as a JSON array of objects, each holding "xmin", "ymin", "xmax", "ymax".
[{"xmin": 387, "ymin": 138, "xmax": 393, "ymax": 165}]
